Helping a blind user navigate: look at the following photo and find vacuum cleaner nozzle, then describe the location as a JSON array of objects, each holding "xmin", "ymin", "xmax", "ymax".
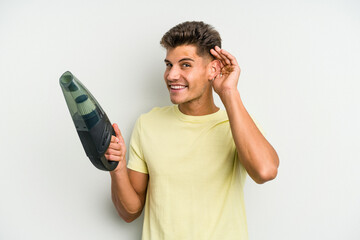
[{"xmin": 59, "ymin": 71, "xmax": 118, "ymax": 171}]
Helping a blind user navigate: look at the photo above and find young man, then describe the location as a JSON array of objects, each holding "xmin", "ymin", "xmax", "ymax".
[{"xmin": 106, "ymin": 21, "xmax": 279, "ymax": 239}]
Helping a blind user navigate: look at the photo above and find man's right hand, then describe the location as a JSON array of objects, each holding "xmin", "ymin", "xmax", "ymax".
[
  {"xmin": 107, "ymin": 123, "xmax": 149, "ymax": 223},
  {"xmin": 105, "ymin": 123, "xmax": 127, "ymax": 173}
]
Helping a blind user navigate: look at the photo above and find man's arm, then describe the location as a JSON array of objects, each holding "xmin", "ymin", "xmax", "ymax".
[
  {"xmin": 106, "ymin": 124, "xmax": 149, "ymax": 222},
  {"xmin": 110, "ymin": 168, "xmax": 148, "ymax": 222},
  {"xmin": 210, "ymin": 47, "xmax": 279, "ymax": 184}
]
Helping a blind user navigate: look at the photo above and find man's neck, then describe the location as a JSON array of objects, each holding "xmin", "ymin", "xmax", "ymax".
[{"xmin": 178, "ymin": 100, "xmax": 219, "ymax": 116}]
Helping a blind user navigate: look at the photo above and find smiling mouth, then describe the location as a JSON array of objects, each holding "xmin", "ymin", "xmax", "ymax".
[{"xmin": 169, "ymin": 85, "xmax": 187, "ymax": 90}]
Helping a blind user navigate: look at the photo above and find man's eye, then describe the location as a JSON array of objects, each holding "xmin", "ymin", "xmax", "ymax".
[
  {"xmin": 182, "ymin": 63, "xmax": 191, "ymax": 67},
  {"xmin": 166, "ymin": 63, "xmax": 172, "ymax": 68}
]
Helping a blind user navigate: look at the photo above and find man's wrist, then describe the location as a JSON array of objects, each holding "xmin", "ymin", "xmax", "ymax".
[
  {"xmin": 219, "ymin": 88, "xmax": 241, "ymax": 104},
  {"xmin": 110, "ymin": 166, "xmax": 128, "ymax": 179}
]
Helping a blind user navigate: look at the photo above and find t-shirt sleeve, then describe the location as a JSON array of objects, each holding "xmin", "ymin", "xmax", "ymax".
[{"xmin": 127, "ymin": 116, "xmax": 149, "ymax": 174}]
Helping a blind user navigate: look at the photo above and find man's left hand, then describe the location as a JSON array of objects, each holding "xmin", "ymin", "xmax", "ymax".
[{"xmin": 210, "ymin": 46, "xmax": 241, "ymax": 97}]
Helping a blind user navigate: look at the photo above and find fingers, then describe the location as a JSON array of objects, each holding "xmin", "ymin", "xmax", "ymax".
[
  {"xmin": 211, "ymin": 46, "xmax": 239, "ymax": 67},
  {"xmin": 111, "ymin": 123, "xmax": 125, "ymax": 144},
  {"xmin": 215, "ymin": 46, "xmax": 231, "ymax": 65},
  {"xmin": 218, "ymin": 48, "xmax": 239, "ymax": 66},
  {"xmin": 105, "ymin": 140, "xmax": 125, "ymax": 161},
  {"xmin": 108, "ymin": 137, "xmax": 125, "ymax": 153},
  {"xmin": 106, "ymin": 123, "xmax": 126, "ymax": 162},
  {"xmin": 210, "ymin": 49, "xmax": 224, "ymax": 68},
  {"xmin": 110, "ymin": 135, "xmax": 119, "ymax": 143},
  {"xmin": 113, "ymin": 123, "xmax": 123, "ymax": 139},
  {"xmin": 210, "ymin": 46, "xmax": 227, "ymax": 66},
  {"xmin": 104, "ymin": 153, "xmax": 122, "ymax": 161}
]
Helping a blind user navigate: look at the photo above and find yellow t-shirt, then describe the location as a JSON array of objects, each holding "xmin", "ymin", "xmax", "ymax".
[{"xmin": 128, "ymin": 105, "xmax": 249, "ymax": 240}]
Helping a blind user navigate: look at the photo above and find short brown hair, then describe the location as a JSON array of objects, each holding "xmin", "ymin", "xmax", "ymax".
[{"xmin": 160, "ymin": 21, "xmax": 222, "ymax": 59}]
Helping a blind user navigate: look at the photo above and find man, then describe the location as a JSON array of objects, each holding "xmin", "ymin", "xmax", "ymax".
[{"xmin": 106, "ymin": 21, "xmax": 279, "ymax": 239}]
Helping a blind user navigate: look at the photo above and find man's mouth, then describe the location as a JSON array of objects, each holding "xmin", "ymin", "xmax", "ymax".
[{"xmin": 169, "ymin": 84, "xmax": 187, "ymax": 90}]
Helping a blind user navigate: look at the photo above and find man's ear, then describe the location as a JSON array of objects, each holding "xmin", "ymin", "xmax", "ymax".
[{"xmin": 209, "ymin": 60, "xmax": 221, "ymax": 80}]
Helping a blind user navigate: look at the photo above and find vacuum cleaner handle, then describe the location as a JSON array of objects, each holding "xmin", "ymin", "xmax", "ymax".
[{"xmin": 98, "ymin": 126, "xmax": 119, "ymax": 171}]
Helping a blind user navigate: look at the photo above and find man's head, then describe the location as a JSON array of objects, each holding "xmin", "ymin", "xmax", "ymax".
[
  {"xmin": 160, "ymin": 21, "xmax": 222, "ymax": 112},
  {"xmin": 160, "ymin": 21, "xmax": 222, "ymax": 60}
]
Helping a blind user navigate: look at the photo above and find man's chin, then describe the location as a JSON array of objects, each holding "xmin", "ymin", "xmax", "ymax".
[
  {"xmin": 170, "ymin": 100, "xmax": 181, "ymax": 104},
  {"xmin": 170, "ymin": 97, "xmax": 183, "ymax": 105}
]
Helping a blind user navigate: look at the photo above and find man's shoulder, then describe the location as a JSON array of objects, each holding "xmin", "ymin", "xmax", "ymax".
[
  {"xmin": 141, "ymin": 105, "xmax": 174, "ymax": 118},
  {"xmin": 137, "ymin": 105, "xmax": 176, "ymax": 124},
  {"xmin": 145, "ymin": 105, "xmax": 174, "ymax": 115}
]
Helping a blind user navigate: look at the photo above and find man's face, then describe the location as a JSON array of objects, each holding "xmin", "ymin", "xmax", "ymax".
[{"xmin": 164, "ymin": 45, "xmax": 212, "ymax": 105}]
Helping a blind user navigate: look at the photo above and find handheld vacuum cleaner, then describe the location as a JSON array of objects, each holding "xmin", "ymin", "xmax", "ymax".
[{"xmin": 59, "ymin": 71, "xmax": 118, "ymax": 171}]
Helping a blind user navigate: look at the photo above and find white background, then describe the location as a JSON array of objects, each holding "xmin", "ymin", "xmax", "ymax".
[{"xmin": 1, "ymin": 0, "xmax": 359, "ymax": 239}]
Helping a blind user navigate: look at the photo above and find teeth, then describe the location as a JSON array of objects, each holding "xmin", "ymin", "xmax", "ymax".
[{"xmin": 170, "ymin": 85, "xmax": 186, "ymax": 89}]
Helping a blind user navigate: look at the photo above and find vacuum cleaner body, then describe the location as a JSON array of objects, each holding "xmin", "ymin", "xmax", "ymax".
[{"xmin": 59, "ymin": 71, "xmax": 118, "ymax": 171}]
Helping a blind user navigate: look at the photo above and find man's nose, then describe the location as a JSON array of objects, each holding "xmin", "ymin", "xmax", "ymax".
[{"xmin": 166, "ymin": 66, "xmax": 180, "ymax": 81}]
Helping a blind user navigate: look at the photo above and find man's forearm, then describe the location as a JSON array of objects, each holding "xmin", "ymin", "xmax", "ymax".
[
  {"xmin": 220, "ymin": 89, "xmax": 279, "ymax": 184},
  {"xmin": 110, "ymin": 168, "xmax": 143, "ymax": 222}
]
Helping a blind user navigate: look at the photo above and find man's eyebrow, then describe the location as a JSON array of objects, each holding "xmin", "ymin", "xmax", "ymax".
[
  {"xmin": 179, "ymin": 58, "xmax": 195, "ymax": 62},
  {"xmin": 164, "ymin": 58, "xmax": 195, "ymax": 63}
]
